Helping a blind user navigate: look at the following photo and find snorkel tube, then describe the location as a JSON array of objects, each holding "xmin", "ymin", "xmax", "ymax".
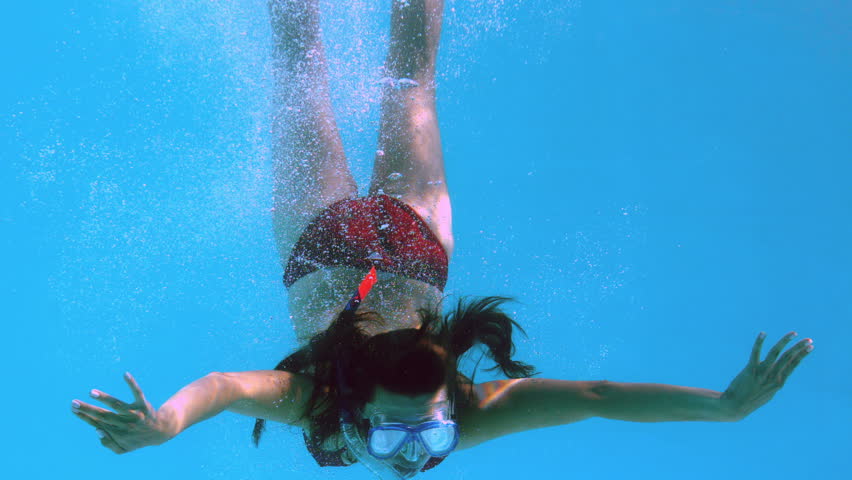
[
  {"xmin": 343, "ymin": 264, "xmax": 378, "ymax": 313},
  {"xmin": 337, "ymin": 264, "xmax": 400, "ymax": 478},
  {"xmin": 336, "ymin": 262, "xmax": 430, "ymax": 479}
]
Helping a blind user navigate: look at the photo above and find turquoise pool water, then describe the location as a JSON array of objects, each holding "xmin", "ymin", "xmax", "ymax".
[{"xmin": 3, "ymin": 1, "xmax": 848, "ymax": 479}]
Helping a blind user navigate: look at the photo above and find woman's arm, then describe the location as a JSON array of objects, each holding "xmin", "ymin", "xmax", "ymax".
[
  {"xmin": 160, "ymin": 370, "xmax": 313, "ymax": 435},
  {"xmin": 459, "ymin": 378, "xmax": 727, "ymax": 450},
  {"xmin": 220, "ymin": 370, "xmax": 313, "ymax": 427},
  {"xmin": 586, "ymin": 381, "xmax": 729, "ymax": 421},
  {"xmin": 72, "ymin": 370, "xmax": 311, "ymax": 454},
  {"xmin": 457, "ymin": 332, "xmax": 813, "ymax": 449}
]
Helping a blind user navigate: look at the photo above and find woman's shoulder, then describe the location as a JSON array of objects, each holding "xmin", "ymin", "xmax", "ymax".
[{"xmin": 452, "ymin": 373, "xmax": 480, "ymax": 419}]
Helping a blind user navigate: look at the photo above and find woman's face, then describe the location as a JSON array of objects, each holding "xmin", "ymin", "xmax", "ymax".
[{"xmin": 360, "ymin": 386, "xmax": 450, "ymax": 472}]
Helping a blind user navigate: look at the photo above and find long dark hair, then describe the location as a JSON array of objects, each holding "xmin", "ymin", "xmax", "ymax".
[{"xmin": 251, "ymin": 296, "xmax": 538, "ymax": 448}]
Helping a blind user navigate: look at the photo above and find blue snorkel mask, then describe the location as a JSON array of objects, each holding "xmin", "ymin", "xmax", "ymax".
[
  {"xmin": 337, "ymin": 263, "xmax": 459, "ymax": 479},
  {"xmin": 339, "ymin": 398, "xmax": 458, "ymax": 479},
  {"xmin": 363, "ymin": 399, "xmax": 459, "ymax": 460}
]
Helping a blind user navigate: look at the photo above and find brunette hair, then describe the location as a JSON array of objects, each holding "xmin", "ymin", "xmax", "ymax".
[{"xmin": 251, "ymin": 296, "xmax": 537, "ymax": 448}]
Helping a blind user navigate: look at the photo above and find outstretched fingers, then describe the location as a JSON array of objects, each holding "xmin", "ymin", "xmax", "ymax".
[
  {"xmin": 73, "ymin": 408, "xmax": 106, "ymax": 429},
  {"xmin": 90, "ymin": 388, "xmax": 133, "ymax": 412},
  {"xmin": 762, "ymin": 331, "xmax": 798, "ymax": 367},
  {"xmin": 73, "ymin": 407, "xmax": 129, "ymax": 454},
  {"xmin": 770, "ymin": 338, "xmax": 814, "ymax": 386},
  {"xmin": 72, "ymin": 401, "xmax": 126, "ymax": 428},
  {"xmin": 123, "ymin": 372, "xmax": 150, "ymax": 410},
  {"xmin": 749, "ymin": 332, "xmax": 767, "ymax": 367},
  {"xmin": 727, "ymin": 332, "xmax": 813, "ymax": 419},
  {"xmin": 71, "ymin": 372, "xmax": 151, "ymax": 454}
]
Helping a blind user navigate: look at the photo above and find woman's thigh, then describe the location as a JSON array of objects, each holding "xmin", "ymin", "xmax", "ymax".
[
  {"xmin": 269, "ymin": 0, "xmax": 358, "ymax": 262},
  {"xmin": 367, "ymin": 0, "xmax": 453, "ymax": 258}
]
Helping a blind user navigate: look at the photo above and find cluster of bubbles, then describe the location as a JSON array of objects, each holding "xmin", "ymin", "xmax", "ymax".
[{"xmin": 12, "ymin": 0, "xmax": 577, "ymax": 371}]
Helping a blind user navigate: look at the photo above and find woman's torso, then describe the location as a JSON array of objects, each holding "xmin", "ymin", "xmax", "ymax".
[{"xmin": 288, "ymin": 267, "xmax": 445, "ymax": 346}]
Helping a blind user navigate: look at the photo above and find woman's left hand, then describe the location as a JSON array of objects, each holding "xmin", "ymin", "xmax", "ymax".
[{"xmin": 721, "ymin": 331, "xmax": 813, "ymax": 421}]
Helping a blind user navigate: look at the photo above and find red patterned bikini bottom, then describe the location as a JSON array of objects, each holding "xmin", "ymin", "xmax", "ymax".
[{"xmin": 283, "ymin": 195, "xmax": 448, "ymax": 291}]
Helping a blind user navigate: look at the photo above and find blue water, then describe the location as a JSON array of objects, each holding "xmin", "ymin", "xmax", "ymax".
[{"xmin": 3, "ymin": 1, "xmax": 849, "ymax": 479}]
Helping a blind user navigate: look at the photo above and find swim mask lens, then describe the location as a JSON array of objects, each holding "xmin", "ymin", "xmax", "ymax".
[{"xmin": 368, "ymin": 420, "xmax": 459, "ymax": 459}]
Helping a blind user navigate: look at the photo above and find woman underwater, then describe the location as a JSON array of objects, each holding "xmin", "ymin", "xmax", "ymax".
[{"xmin": 71, "ymin": 1, "xmax": 814, "ymax": 478}]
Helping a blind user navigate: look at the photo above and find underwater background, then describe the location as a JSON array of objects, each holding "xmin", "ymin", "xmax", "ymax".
[{"xmin": 2, "ymin": 0, "xmax": 849, "ymax": 478}]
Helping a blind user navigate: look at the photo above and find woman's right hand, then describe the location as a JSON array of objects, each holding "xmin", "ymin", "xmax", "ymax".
[{"xmin": 71, "ymin": 372, "xmax": 174, "ymax": 454}]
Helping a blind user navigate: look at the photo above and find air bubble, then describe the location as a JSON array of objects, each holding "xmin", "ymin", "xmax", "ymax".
[
  {"xmin": 397, "ymin": 78, "xmax": 419, "ymax": 89},
  {"xmin": 376, "ymin": 77, "xmax": 420, "ymax": 90},
  {"xmin": 378, "ymin": 77, "xmax": 396, "ymax": 88}
]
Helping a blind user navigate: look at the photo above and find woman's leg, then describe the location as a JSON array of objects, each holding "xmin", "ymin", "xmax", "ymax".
[
  {"xmin": 368, "ymin": 0, "xmax": 454, "ymax": 258},
  {"xmin": 270, "ymin": 0, "xmax": 358, "ymax": 262}
]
